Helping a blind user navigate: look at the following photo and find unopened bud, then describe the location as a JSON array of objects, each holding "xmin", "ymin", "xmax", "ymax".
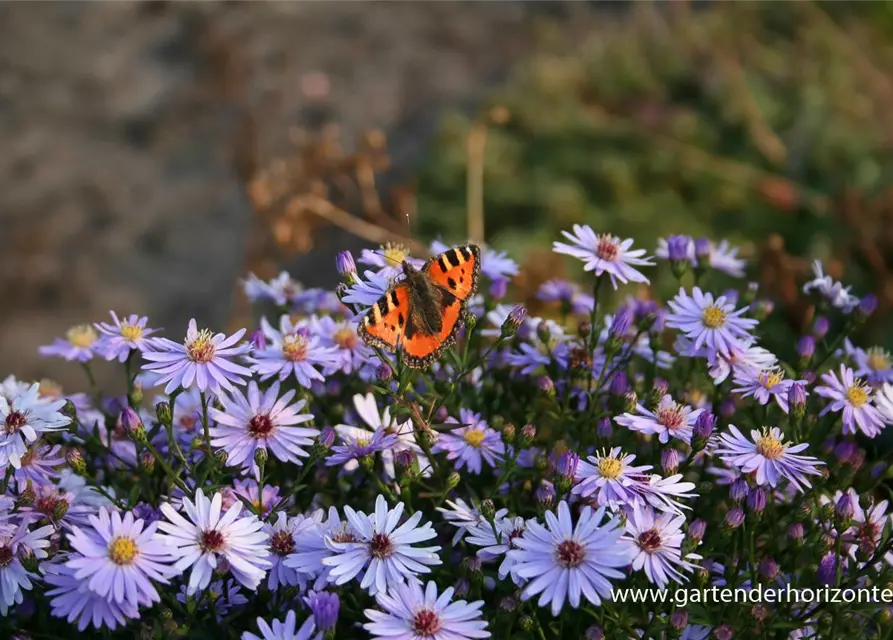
[
  {"xmin": 501, "ymin": 305, "xmax": 527, "ymax": 339},
  {"xmin": 190, "ymin": 436, "xmax": 204, "ymax": 451},
  {"xmin": 688, "ymin": 519, "xmax": 707, "ymax": 543},
  {"xmin": 519, "ymin": 424, "xmax": 536, "ymax": 447},
  {"xmin": 156, "ymin": 401, "xmax": 172, "ymax": 426},
  {"xmin": 760, "ymin": 557, "xmax": 779, "ymax": 580},
  {"xmin": 445, "ymin": 472, "xmax": 461, "ymax": 490},
  {"xmin": 730, "ymin": 477, "xmax": 749, "ymax": 503},
  {"xmin": 480, "ymin": 499, "xmax": 496, "ymax": 521},
  {"xmin": 537, "ymin": 376, "xmax": 555, "ymax": 397},
  {"xmin": 725, "ymin": 507, "xmax": 745, "ymax": 530},
  {"xmin": 661, "ymin": 448, "xmax": 680, "ymax": 476},
  {"xmin": 501, "ymin": 423, "xmax": 516, "ymax": 446},
  {"xmin": 120, "ymin": 407, "xmax": 147, "ymax": 445},
  {"xmin": 536, "ymin": 321, "xmax": 551, "ymax": 346},
  {"xmin": 519, "ymin": 616, "xmax": 535, "ymax": 633},
  {"xmin": 376, "ymin": 364, "xmax": 393, "ymax": 382},
  {"xmin": 858, "ymin": 294, "xmax": 878, "ymax": 320},
  {"xmin": 797, "ymin": 335, "xmax": 815, "ymax": 361},
  {"xmin": 813, "ymin": 316, "xmax": 830, "ymax": 339},
  {"xmin": 129, "ymin": 382, "xmax": 144, "ymax": 406},
  {"xmin": 788, "ymin": 523, "xmax": 804, "ymax": 544},
  {"xmin": 609, "ymin": 372, "xmax": 628, "ymax": 396},
  {"xmin": 670, "ymin": 610, "xmax": 688, "ymax": 631},
  {"xmin": 747, "ymin": 487, "xmax": 766, "ymax": 515},
  {"xmin": 139, "ymin": 451, "xmax": 155, "ymax": 472},
  {"xmin": 536, "ymin": 481, "xmax": 555, "ymax": 509},
  {"xmin": 836, "ymin": 493, "xmax": 854, "ymax": 523},
  {"xmin": 336, "ymin": 250, "xmax": 357, "ymax": 279},
  {"xmin": 249, "ymin": 329, "xmax": 267, "ymax": 351},
  {"xmin": 66, "ymin": 448, "xmax": 87, "ymax": 476},
  {"xmin": 596, "ymin": 418, "xmax": 613, "ymax": 438},
  {"xmin": 254, "ymin": 448, "xmax": 268, "ymax": 468}
]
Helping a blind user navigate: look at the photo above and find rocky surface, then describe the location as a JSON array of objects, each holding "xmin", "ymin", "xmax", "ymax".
[{"xmin": 0, "ymin": 1, "xmax": 594, "ymax": 389}]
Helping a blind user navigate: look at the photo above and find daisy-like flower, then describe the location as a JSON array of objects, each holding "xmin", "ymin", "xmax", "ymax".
[
  {"xmin": 361, "ymin": 243, "xmax": 425, "ymax": 279},
  {"xmin": 815, "ymin": 365, "xmax": 886, "ymax": 437},
  {"xmin": 732, "ymin": 368, "xmax": 805, "ymax": 414},
  {"xmin": 436, "ymin": 498, "xmax": 508, "ymax": 546},
  {"xmin": 0, "ymin": 383, "xmax": 69, "ymax": 469},
  {"xmin": 323, "ymin": 495, "xmax": 441, "ymax": 596},
  {"xmin": 536, "ymin": 279, "xmax": 594, "ymax": 315},
  {"xmin": 209, "ymin": 380, "xmax": 319, "ymax": 480},
  {"xmin": 264, "ymin": 511, "xmax": 324, "ymax": 591},
  {"xmin": 433, "ymin": 416, "xmax": 504, "ymax": 475},
  {"xmin": 508, "ymin": 501, "xmax": 631, "ymax": 616},
  {"xmin": 39, "ymin": 324, "xmax": 101, "ymax": 362},
  {"xmin": 248, "ymin": 316, "xmax": 341, "ymax": 388},
  {"xmin": 94, "ymin": 311, "xmax": 159, "ymax": 362},
  {"xmin": 803, "ymin": 260, "xmax": 860, "ymax": 312},
  {"xmin": 283, "ymin": 507, "xmax": 350, "ymax": 588},
  {"xmin": 553, "ymin": 225, "xmax": 654, "ymax": 289},
  {"xmin": 342, "ymin": 269, "xmax": 394, "ymax": 307},
  {"xmin": 666, "ymin": 287, "xmax": 758, "ymax": 358},
  {"xmin": 142, "ymin": 319, "xmax": 252, "ymax": 395},
  {"xmin": 325, "ymin": 428, "xmax": 401, "ymax": 469},
  {"xmin": 875, "ymin": 383, "xmax": 893, "ymax": 425},
  {"xmin": 65, "ymin": 508, "xmax": 180, "ymax": 608},
  {"xmin": 845, "ymin": 340, "xmax": 893, "ymax": 385},
  {"xmin": 0, "ymin": 518, "xmax": 55, "ymax": 615},
  {"xmin": 221, "ymin": 479, "xmax": 284, "ymax": 519},
  {"xmin": 700, "ymin": 239, "xmax": 747, "ymax": 278},
  {"xmin": 8, "ymin": 442, "xmax": 65, "ymax": 489},
  {"xmin": 616, "ymin": 395, "xmax": 703, "ymax": 444},
  {"xmin": 364, "ymin": 580, "xmax": 490, "ymax": 640},
  {"xmin": 43, "ymin": 560, "xmax": 142, "ymax": 631},
  {"xmin": 620, "ymin": 505, "xmax": 700, "ymax": 589},
  {"xmin": 335, "ymin": 393, "xmax": 429, "ymax": 479},
  {"xmin": 704, "ymin": 340, "xmax": 778, "ymax": 384},
  {"xmin": 308, "ymin": 316, "xmax": 374, "ymax": 375},
  {"xmin": 464, "ymin": 515, "xmax": 528, "ymax": 582},
  {"xmin": 714, "ymin": 425, "xmax": 823, "ymax": 492},
  {"xmin": 844, "ymin": 490, "xmax": 893, "ymax": 565},
  {"xmin": 243, "ymin": 271, "xmax": 304, "ymax": 307},
  {"xmin": 158, "ymin": 489, "xmax": 271, "ymax": 595},
  {"xmin": 243, "ymin": 610, "xmax": 320, "ymax": 640},
  {"xmin": 572, "ymin": 447, "xmax": 654, "ymax": 508}
]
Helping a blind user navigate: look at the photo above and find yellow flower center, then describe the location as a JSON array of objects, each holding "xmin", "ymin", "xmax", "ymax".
[
  {"xmin": 186, "ymin": 329, "xmax": 216, "ymax": 363},
  {"xmin": 120, "ymin": 322, "xmax": 144, "ymax": 341},
  {"xmin": 382, "ymin": 243, "xmax": 410, "ymax": 266},
  {"xmin": 355, "ymin": 437, "xmax": 371, "ymax": 448},
  {"xmin": 701, "ymin": 306, "xmax": 727, "ymax": 329},
  {"xmin": 598, "ymin": 457, "xmax": 623, "ymax": 479},
  {"xmin": 867, "ymin": 347, "xmax": 890, "ymax": 372},
  {"xmin": 759, "ymin": 369, "xmax": 784, "ymax": 388},
  {"xmin": 846, "ymin": 385, "xmax": 869, "ymax": 408},
  {"xmin": 38, "ymin": 379, "xmax": 63, "ymax": 398},
  {"xmin": 756, "ymin": 435, "xmax": 784, "ymax": 460},
  {"xmin": 281, "ymin": 334, "xmax": 308, "ymax": 362},
  {"xmin": 463, "ymin": 429, "xmax": 486, "ymax": 449},
  {"xmin": 66, "ymin": 325, "xmax": 98, "ymax": 348},
  {"xmin": 108, "ymin": 536, "xmax": 139, "ymax": 565},
  {"xmin": 333, "ymin": 327, "xmax": 358, "ymax": 350}
]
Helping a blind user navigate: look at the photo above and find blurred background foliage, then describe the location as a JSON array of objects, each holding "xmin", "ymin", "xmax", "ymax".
[{"xmin": 406, "ymin": 2, "xmax": 893, "ymax": 351}]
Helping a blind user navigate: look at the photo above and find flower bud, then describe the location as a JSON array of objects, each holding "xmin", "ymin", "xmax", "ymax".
[
  {"xmin": 609, "ymin": 372, "xmax": 629, "ymax": 396},
  {"xmin": 692, "ymin": 411, "xmax": 715, "ymax": 449},
  {"xmin": 213, "ymin": 449, "xmax": 228, "ymax": 466},
  {"xmin": 536, "ymin": 481, "xmax": 555, "ymax": 509},
  {"xmin": 694, "ymin": 237, "xmax": 711, "ymax": 263},
  {"xmin": 797, "ymin": 335, "xmax": 815, "ymax": 361},
  {"xmin": 730, "ymin": 477, "xmax": 748, "ymax": 503},
  {"xmin": 501, "ymin": 305, "xmax": 527, "ymax": 339},
  {"xmin": 688, "ymin": 519, "xmax": 707, "ymax": 543},
  {"xmin": 585, "ymin": 625, "xmax": 605, "ymax": 640},
  {"xmin": 661, "ymin": 448, "xmax": 680, "ymax": 476},
  {"xmin": 501, "ymin": 423, "xmax": 516, "ymax": 446},
  {"xmin": 335, "ymin": 250, "xmax": 357, "ymax": 279},
  {"xmin": 577, "ymin": 319, "xmax": 592, "ymax": 340},
  {"xmin": 376, "ymin": 364, "xmax": 393, "ymax": 382},
  {"xmin": 254, "ymin": 448, "xmax": 268, "ymax": 468},
  {"xmin": 535, "ymin": 320, "xmax": 551, "ymax": 345},
  {"xmin": 812, "ymin": 316, "xmax": 830, "ymax": 339},
  {"xmin": 499, "ymin": 596, "xmax": 517, "ymax": 613},
  {"xmin": 760, "ymin": 557, "xmax": 779, "ymax": 580},
  {"xmin": 453, "ymin": 578, "xmax": 470, "ymax": 598},
  {"xmin": 648, "ymin": 379, "xmax": 669, "ymax": 409},
  {"xmin": 788, "ymin": 523, "xmax": 804, "ymax": 544},
  {"xmin": 667, "ymin": 235, "xmax": 692, "ymax": 278},
  {"xmin": 139, "ymin": 451, "xmax": 155, "ymax": 472},
  {"xmin": 622, "ymin": 391, "xmax": 638, "ymax": 413},
  {"xmin": 609, "ymin": 307, "xmax": 633, "ymax": 339},
  {"xmin": 445, "ymin": 472, "xmax": 461, "ymax": 490},
  {"xmin": 788, "ymin": 383, "xmax": 807, "ymax": 423},
  {"xmin": 519, "ymin": 424, "xmax": 536, "ymax": 448},
  {"xmin": 120, "ymin": 407, "xmax": 147, "ymax": 445},
  {"xmin": 817, "ymin": 553, "xmax": 836, "ymax": 586},
  {"xmin": 319, "ymin": 427, "xmax": 336, "ymax": 450},
  {"xmin": 596, "ymin": 418, "xmax": 613, "ymax": 438},
  {"xmin": 670, "ymin": 610, "xmax": 689, "ymax": 631},
  {"xmin": 719, "ymin": 397, "xmax": 737, "ymax": 418},
  {"xmin": 129, "ymin": 382, "xmax": 144, "ymax": 406},
  {"xmin": 555, "ymin": 451, "xmax": 579, "ymax": 480},
  {"xmin": 537, "ymin": 376, "xmax": 555, "ymax": 397},
  {"xmin": 190, "ymin": 436, "xmax": 204, "ymax": 451},
  {"xmin": 306, "ymin": 590, "xmax": 340, "ymax": 633},
  {"xmin": 836, "ymin": 493, "xmax": 854, "ymax": 523},
  {"xmin": 834, "ymin": 440, "xmax": 856, "ymax": 464},
  {"xmin": 249, "ymin": 329, "xmax": 267, "ymax": 351},
  {"xmin": 66, "ymin": 448, "xmax": 87, "ymax": 476},
  {"xmin": 519, "ymin": 617, "xmax": 535, "ymax": 633},
  {"xmin": 155, "ymin": 401, "xmax": 172, "ymax": 426},
  {"xmin": 858, "ymin": 294, "xmax": 878, "ymax": 320},
  {"xmin": 724, "ymin": 507, "xmax": 745, "ymax": 530},
  {"xmin": 747, "ymin": 487, "xmax": 766, "ymax": 515},
  {"xmin": 61, "ymin": 400, "xmax": 78, "ymax": 426},
  {"xmin": 714, "ymin": 624, "xmax": 734, "ymax": 640},
  {"xmin": 480, "ymin": 499, "xmax": 496, "ymax": 521}
]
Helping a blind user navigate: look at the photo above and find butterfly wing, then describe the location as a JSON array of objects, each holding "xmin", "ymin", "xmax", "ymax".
[
  {"xmin": 358, "ymin": 284, "xmax": 413, "ymax": 353},
  {"xmin": 400, "ymin": 288, "xmax": 464, "ymax": 368},
  {"xmin": 422, "ymin": 245, "xmax": 481, "ymax": 302}
]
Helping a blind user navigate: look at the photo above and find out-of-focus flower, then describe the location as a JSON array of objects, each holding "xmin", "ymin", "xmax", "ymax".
[
  {"xmin": 94, "ymin": 312, "xmax": 159, "ymax": 362},
  {"xmin": 43, "ymin": 560, "xmax": 142, "ymax": 631},
  {"xmin": 553, "ymin": 225, "xmax": 654, "ymax": 289},
  {"xmin": 39, "ymin": 325, "xmax": 101, "ymax": 362},
  {"xmin": 803, "ymin": 261, "xmax": 859, "ymax": 313}
]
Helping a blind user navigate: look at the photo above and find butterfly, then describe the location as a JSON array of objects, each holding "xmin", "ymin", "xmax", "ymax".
[{"xmin": 358, "ymin": 244, "xmax": 481, "ymax": 369}]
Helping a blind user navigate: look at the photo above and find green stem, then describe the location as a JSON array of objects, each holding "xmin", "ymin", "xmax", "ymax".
[{"xmin": 144, "ymin": 439, "xmax": 189, "ymax": 493}]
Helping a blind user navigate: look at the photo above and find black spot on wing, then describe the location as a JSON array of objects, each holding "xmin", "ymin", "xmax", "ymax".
[
  {"xmin": 459, "ymin": 276, "xmax": 464, "ymax": 284},
  {"xmin": 366, "ymin": 312, "xmax": 377, "ymax": 327},
  {"xmin": 398, "ymin": 313, "xmax": 405, "ymax": 327},
  {"xmin": 389, "ymin": 290, "xmax": 400, "ymax": 307},
  {"xmin": 459, "ymin": 246, "xmax": 471, "ymax": 261},
  {"xmin": 447, "ymin": 277, "xmax": 457, "ymax": 290},
  {"xmin": 437, "ymin": 256, "xmax": 448, "ymax": 273},
  {"xmin": 376, "ymin": 298, "xmax": 388, "ymax": 318},
  {"xmin": 446, "ymin": 248, "xmax": 461, "ymax": 267}
]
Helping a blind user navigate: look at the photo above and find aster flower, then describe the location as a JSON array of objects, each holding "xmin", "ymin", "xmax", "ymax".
[
  {"xmin": 803, "ymin": 260, "xmax": 860, "ymax": 312},
  {"xmin": 342, "ymin": 269, "xmax": 394, "ymax": 307},
  {"xmin": 620, "ymin": 505, "xmax": 700, "ymax": 589},
  {"xmin": 0, "ymin": 383, "xmax": 69, "ymax": 469},
  {"xmin": 322, "ymin": 495, "xmax": 441, "ymax": 595},
  {"xmin": 656, "ymin": 236, "xmax": 695, "ymax": 263},
  {"xmin": 714, "ymin": 425, "xmax": 823, "ymax": 492},
  {"xmin": 65, "ymin": 508, "xmax": 179, "ymax": 608},
  {"xmin": 616, "ymin": 395, "xmax": 703, "ymax": 444},
  {"xmin": 553, "ymin": 225, "xmax": 654, "ymax": 289},
  {"xmin": 436, "ymin": 498, "xmax": 508, "ymax": 546},
  {"xmin": 640, "ymin": 474, "xmax": 700, "ymax": 515},
  {"xmin": 142, "ymin": 319, "xmax": 252, "ymax": 395},
  {"xmin": 94, "ymin": 311, "xmax": 159, "ymax": 362},
  {"xmin": 209, "ymin": 380, "xmax": 318, "ymax": 480},
  {"xmin": 703, "ymin": 240, "xmax": 747, "ymax": 277},
  {"xmin": 572, "ymin": 447, "xmax": 655, "ymax": 508},
  {"xmin": 326, "ymin": 428, "xmax": 401, "ymax": 469},
  {"xmin": 222, "ymin": 480, "xmax": 283, "ymax": 520},
  {"xmin": 264, "ymin": 511, "xmax": 324, "ymax": 591},
  {"xmin": 305, "ymin": 590, "xmax": 340, "ymax": 634},
  {"xmin": 536, "ymin": 279, "xmax": 594, "ymax": 314},
  {"xmin": 43, "ymin": 560, "xmax": 142, "ymax": 631},
  {"xmin": 308, "ymin": 315, "xmax": 374, "ymax": 375},
  {"xmin": 875, "ymin": 383, "xmax": 893, "ymax": 425},
  {"xmin": 39, "ymin": 324, "xmax": 101, "ymax": 362},
  {"xmin": 840, "ymin": 490, "xmax": 893, "ymax": 565},
  {"xmin": 361, "ymin": 243, "xmax": 425, "ymax": 278},
  {"xmin": 243, "ymin": 610, "xmax": 320, "ymax": 640},
  {"xmin": 177, "ymin": 578, "xmax": 249, "ymax": 622},
  {"xmin": 508, "ymin": 501, "xmax": 631, "ymax": 616},
  {"xmin": 364, "ymin": 580, "xmax": 490, "ymax": 640},
  {"xmin": 247, "ymin": 316, "xmax": 341, "ymax": 388},
  {"xmin": 815, "ymin": 365, "xmax": 886, "ymax": 437},
  {"xmin": 335, "ymin": 393, "xmax": 429, "ymax": 479},
  {"xmin": 0, "ymin": 518, "xmax": 55, "ymax": 615},
  {"xmin": 8, "ymin": 443, "xmax": 64, "ymax": 489},
  {"xmin": 464, "ymin": 515, "xmax": 529, "ymax": 582},
  {"xmin": 845, "ymin": 340, "xmax": 893, "ymax": 385},
  {"xmin": 702, "ymin": 339, "xmax": 778, "ymax": 384},
  {"xmin": 433, "ymin": 414, "xmax": 504, "ymax": 475},
  {"xmin": 243, "ymin": 271, "xmax": 304, "ymax": 307},
  {"xmin": 283, "ymin": 507, "xmax": 350, "ymax": 588},
  {"xmin": 732, "ymin": 368, "xmax": 806, "ymax": 414},
  {"xmin": 666, "ymin": 287, "xmax": 758, "ymax": 357},
  {"xmin": 158, "ymin": 489, "xmax": 271, "ymax": 595}
]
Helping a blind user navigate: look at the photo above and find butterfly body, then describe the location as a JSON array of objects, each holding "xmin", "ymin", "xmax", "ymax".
[{"xmin": 359, "ymin": 245, "xmax": 481, "ymax": 369}]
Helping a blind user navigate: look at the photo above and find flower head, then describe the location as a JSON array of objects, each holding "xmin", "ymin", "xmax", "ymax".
[
  {"xmin": 732, "ymin": 367, "xmax": 805, "ymax": 414},
  {"xmin": 433, "ymin": 417, "xmax": 504, "ymax": 475},
  {"xmin": 94, "ymin": 311, "xmax": 159, "ymax": 362},
  {"xmin": 815, "ymin": 365, "xmax": 886, "ymax": 437},
  {"xmin": 242, "ymin": 610, "xmax": 319, "ymax": 640},
  {"xmin": 667, "ymin": 287, "xmax": 758, "ymax": 358},
  {"xmin": 0, "ymin": 383, "xmax": 70, "ymax": 469},
  {"xmin": 553, "ymin": 225, "xmax": 654, "ymax": 289},
  {"xmin": 803, "ymin": 260, "xmax": 860, "ymax": 312},
  {"xmin": 243, "ymin": 271, "xmax": 304, "ymax": 307},
  {"xmin": 616, "ymin": 395, "xmax": 703, "ymax": 444},
  {"xmin": 39, "ymin": 325, "xmax": 101, "ymax": 362},
  {"xmin": 264, "ymin": 511, "xmax": 323, "ymax": 591},
  {"xmin": 620, "ymin": 505, "xmax": 700, "ymax": 588},
  {"xmin": 43, "ymin": 560, "xmax": 141, "ymax": 631},
  {"xmin": 142, "ymin": 319, "xmax": 252, "ymax": 395},
  {"xmin": 248, "ymin": 316, "xmax": 341, "ymax": 388},
  {"xmin": 364, "ymin": 580, "xmax": 490, "ymax": 640}
]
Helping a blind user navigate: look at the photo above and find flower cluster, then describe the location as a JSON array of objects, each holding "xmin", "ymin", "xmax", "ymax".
[{"xmin": 4, "ymin": 228, "xmax": 891, "ymax": 638}]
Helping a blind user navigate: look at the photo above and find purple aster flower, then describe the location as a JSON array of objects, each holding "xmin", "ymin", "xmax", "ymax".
[
  {"xmin": 221, "ymin": 480, "xmax": 283, "ymax": 519},
  {"xmin": 322, "ymin": 495, "xmax": 441, "ymax": 596},
  {"xmin": 875, "ymin": 383, "xmax": 893, "ymax": 425},
  {"xmin": 209, "ymin": 380, "xmax": 318, "ymax": 480},
  {"xmin": 43, "ymin": 560, "xmax": 141, "ymax": 631},
  {"xmin": 679, "ymin": 336, "xmax": 777, "ymax": 384},
  {"xmin": 714, "ymin": 425, "xmax": 824, "ymax": 492},
  {"xmin": 572, "ymin": 447, "xmax": 653, "ymax": 508},
  {"xmin": 283, "ymin": 507, "xmax": 351, "ymax": 589},
  {"xmin": 705, "ymin": 240, "xmax": 747, "ymax": 277},
  {"xmin": 732, "ymin": 367, "xmax": 806, "ymax": 413},
  {"xmin": 364, "ymin": 579, "xmax": 489, "ymax": 640},
  {"xmin": 0, "ymin": 518, "xmax": 54, "ymax": 615},
  {"xmin": 481, "ymin": 247, "xmax": 519, "ymax": 282},
  {"xmin": 342, "ymin": 268, "xmax": 394, "ymax": 307},
  {"xmin": 508, "ymin": 501, "xmax": 631, "ymax": 616},
  {"xmin": 242, "ymin": 271, "xmax": 304, "ymax": 307},
  {"xmin": 815, "ymin": 365, "xmax": 886, "ymax": 437},
  {"xmin": 65, "ymin": 508, "xmax": 179, "ymax": 609},
  {"xmin": 845, "ymin": 339, "xmax": 893, "ymax": 384},
  {"xmin": 38, "ymin": 324, "xmax": 101, "ymax": 362},
  {"xmin": 433, "ymin": 418, "xmax": 505, "ymax": 475},
  {"xmin": 248, "ymin": 316, "xmax": 341, "ymax": 388},
  {"xmin": 656, "ymin": 236, "xmax": 695, "ymax": 263},
  {"xmin": 361, "ymin": 243, "xmax": 424, "ymax": 274},
  {"xmin": 307, "ymin": 316, "xmax": 374, "ymax": 375},
  {"xmin": 177, "ymin": 578, "xmax": 249, "ymax": 622},
  {"xmin": 158, "ymin": 489, "xmax": 271, "ymax": 595},
  {"xmin": 9, "ymin": 443, "xmax": 64, "ymax": 489},
  {"xmin": 616, "ymin": 394, "xmax": 703, "ymax": 444},
  {"xmin": 264, "ymin": 511, "xmax": 323, "ymax": 591},
  {"xmin": 94, "ymin": 311, "xmax": 159, "ymax": 362},
  {"xmin": 305, "ymin": 590, "xmax": 340, "ymax": 633},
  {"xmin": 536, "ymin": 279, "xmax": 594, "ymax": 314},
  {"xmin": 142, "ymin": 319, "xmax": 251, "ymax": 395},
  {"xmin": 464, "ymin": 515, "xmax": 528, "ymax": 583},
  {"xmin": 325, "ymin": 428, "xmax": 401, "ymax": 469},
  {"xmin": 553, "ymin": 225, "xmax": 654, "ymax": 289},
  {"xmin": 666, "ymin": 287, "xmax": 758, "ymax": 358},
  {"xmin": 620, "ymin": 505, "xmax": 700, "ymax": 588},
  {"xmin": 0, "ymin": 383, "xmax": 69, "ymax": 469},
  {"xmin": 436, "ymin": 498, "xmax": 508, "ymax": 546},
  {"xmin": 243, "ymin": 610, "xmax": 319, "ymax": 640},
  {"xmin": 803, "ymin": 260, "xmax": 860, "ymax": 312}
]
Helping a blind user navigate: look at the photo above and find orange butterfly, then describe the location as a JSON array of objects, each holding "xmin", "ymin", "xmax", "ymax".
[{"xmin": 358, "ymin": 245, "xmax": 481, "ymax": 369}]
